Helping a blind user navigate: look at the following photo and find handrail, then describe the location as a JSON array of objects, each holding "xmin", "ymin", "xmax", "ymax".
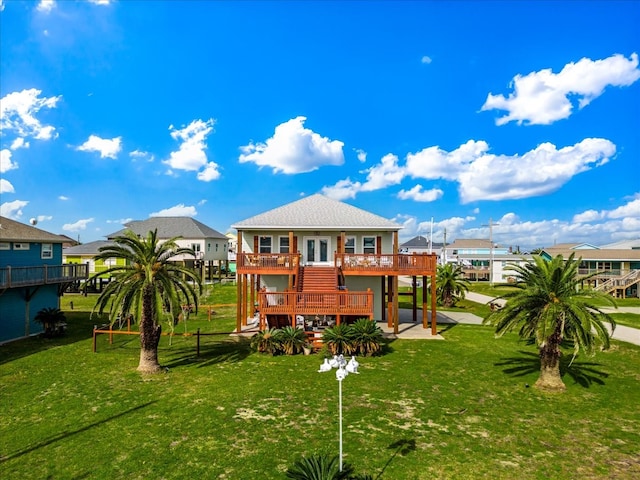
[
  {"xmin": 0, "ymin": 263, "xmax": 89, "ymax": 288},
  {"xmin": 236, "ymin": 252, "xmax": 301, "ymax": 272},
  {"xmin": 335, "ymin": 253, "xmax": 437, "ymax": 275},
  {"xmin": 257, "ymin": 289, "xmax": 374, "ymax": 317}
]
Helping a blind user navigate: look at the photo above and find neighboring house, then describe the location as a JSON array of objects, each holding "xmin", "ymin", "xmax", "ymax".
[
  {"xmin": 0, "ymin": 216, "xmax": 88, "ymax": 343},
  {"xmin": 231, "ymin": 194, "xmax": 438, "ymax": 335},
  {"xmin": 399, "ymin": 235, "xmax": 443, "ymax": 254},
  {"xmin": 106, "ymin": 217, "xmax": 230, "ymax": 280},
  {"xmin": 62, "ymin": 240, "xmax": 123, "ymax": 291},
  {"xmin": 541, "ymin": 242, "xmax": 640, "ymax": 298},
  {"xmin": 441, "ymin": 238, "xmax": 532, "ymax": 284}
]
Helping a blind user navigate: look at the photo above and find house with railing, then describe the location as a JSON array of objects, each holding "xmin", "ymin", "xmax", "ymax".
[
  {"xmin": 230, "ymin": 194, "xmax": 438, "ymax": 337},
  {"xmin": 0, "ymin": 216, "xmax": 88, "ymax": 343},
  {"xmin": 541, "ymin": 242, "xmax": 640, "ymax": 298}
]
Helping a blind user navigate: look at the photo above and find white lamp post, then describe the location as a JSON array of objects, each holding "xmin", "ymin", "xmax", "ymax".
[{"xmin": 319, "ymin": 354, "xmax": 359, "ymax": 472}]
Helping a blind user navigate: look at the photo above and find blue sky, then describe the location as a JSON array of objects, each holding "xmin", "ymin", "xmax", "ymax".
[{"xmin": 1, "ymin": 0, "xmax": 639, "ymax": 250}]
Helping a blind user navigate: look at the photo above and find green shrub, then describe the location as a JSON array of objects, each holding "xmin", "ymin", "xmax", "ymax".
[
  {"xmin": 322, "ymin": 323, "xmax": 355, "ymax": 355},
  {"xmin": 285, "ymin": 453, "xmax": 353, "ymax": 479},
  {"xmin": 279, "ymin": 326, "xmax": 308, "ymax": 355},
  {"xmin": 350, "ymin": 318, "xmax": 384, "ymax": 356},
  {"xmin": 250, "ymin": 328, "xmax": 282, "ymax": 355}
]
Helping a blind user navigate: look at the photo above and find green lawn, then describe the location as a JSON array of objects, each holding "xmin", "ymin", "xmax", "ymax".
[{"xmin": 1, "ymin": 285, "xmax": 639, "ymax": 479}]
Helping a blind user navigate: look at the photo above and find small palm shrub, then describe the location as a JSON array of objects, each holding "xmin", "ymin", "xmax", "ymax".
[
  {"xmin": 279, "ymin": 326, "xmax": 308, "ymax": 355},
  {"xmin": 322, "ymin": 323, "xmax": 355, "ymax": 355},
  {"xmin": 250, "ymin": 328, "xmax": 282, "ymax": 355},
  {"xmin": 286, "ymin": 453, "xmax": 354, "ymax": 479},
  {"xmin": 350, "ymin": 318, "xmax": 383, "ymax": 356},
  {"xmin": 34, "ymin": 307, "xmax": 67, "ymax": 338}
]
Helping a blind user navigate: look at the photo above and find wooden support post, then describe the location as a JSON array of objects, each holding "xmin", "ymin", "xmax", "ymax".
[
  {"xmin": 412, "ymin": 276, "xmax": 417, "ymax": 322},
  {"xmin": 430, "ymin": 273, "xmax": 437, "ymax": 336},
  {"xmin": 196, "ymin": 328, "xmax": 200, "ymax": 357}
]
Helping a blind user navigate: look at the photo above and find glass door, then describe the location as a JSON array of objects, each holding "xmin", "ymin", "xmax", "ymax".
[{"xmin": 305, "ymin": 237, "xmax": 330, "ymax": 264}]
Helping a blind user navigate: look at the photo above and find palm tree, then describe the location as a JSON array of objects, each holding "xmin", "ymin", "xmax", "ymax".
[
  {"xmin": 89, "ymin": 229, "xmax": 201, "ymax": 373},
  {"xmin": 483, "ymin": 253, "xmax": 616, "ymax": 392},
  {"xmin": 434, "ymin": 263, "xmax": 471, "ymax": 307}
]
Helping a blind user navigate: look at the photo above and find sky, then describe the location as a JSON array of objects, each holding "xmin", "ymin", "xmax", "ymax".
[{"xmin": 1, "ymin": 0, "xmax": 639, "ymax": 251}]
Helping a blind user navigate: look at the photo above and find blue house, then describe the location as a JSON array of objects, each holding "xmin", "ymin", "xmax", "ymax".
[{"xmin": 0, "ymin": 216, "xmax": 88, "ymax": 343}]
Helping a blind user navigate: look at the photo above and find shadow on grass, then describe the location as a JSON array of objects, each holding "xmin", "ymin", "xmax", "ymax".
[
  {"xmin": 162, "ymin": 337, "xmax": 253, "ymax": 369},
  {"xmin": 373, "ymin": 438, "xmax": 417, "ymax": 479},
  {"xmin": 495, "ymin": 350, "xmax": 609, "ymax": 387},
  {"xmin": 0, "ymin": 401, "xmax": 157, "ymax": 463},
  {"xmin": 0, "ymin": 312, "xmax": 98, "ymax": 366}
]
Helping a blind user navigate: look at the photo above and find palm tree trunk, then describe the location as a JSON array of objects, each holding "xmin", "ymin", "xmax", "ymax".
[
  {"xmin": 138, "ymin": 284, "xmax": 163, "ymax": 373},
  {"xmin": 535, "ymin": 329, "xmax": 566, "ymax": 392}
]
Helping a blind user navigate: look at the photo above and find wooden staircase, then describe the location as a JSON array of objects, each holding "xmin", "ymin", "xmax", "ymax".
[
  {"xmin": 596, "ymin": 269, "xmax": 640, "ymax": 296},
  {"xmin": 297, "ymin": 266, "xmax": 338, "ymax": 291}
]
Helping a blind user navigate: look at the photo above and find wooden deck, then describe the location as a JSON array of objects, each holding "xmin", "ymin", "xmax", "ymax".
[
  {"xmin": 236, "ymin": 252, "xmax": 437, "ymax": 276},
  {"xmin": 0, "ymin": 264, "xmax": 89, "ymax": 289},
  {"xmin": 257, "ymin": 289, "xmax": 374, "ymax": 318}
]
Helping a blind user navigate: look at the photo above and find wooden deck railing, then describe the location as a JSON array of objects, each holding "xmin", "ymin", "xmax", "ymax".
[
  {"xmin": 257, "ymin": 289, "xmax": 374, "ymax": 318},
  {"xmin": 0, "ymin": 263, "xmax": 89, "ymax": 288},
  {"xmin": 236, "ymin": 252, "xmax": 301, "ymax": 273},
  {"xmin": 335, "ymin": 253, "xmax": 437, "ymax": 276}
]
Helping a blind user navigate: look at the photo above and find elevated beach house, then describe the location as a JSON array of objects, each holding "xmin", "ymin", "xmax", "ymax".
[
  {"xmin": 231, "ymin": 194, "xmax": 438, "ymax": 335},
  {"xmin": 0, "ymin": 216, "xmax": 88, "ymax": 343}
]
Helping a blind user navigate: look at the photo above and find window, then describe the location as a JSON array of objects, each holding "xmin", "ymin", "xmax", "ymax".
[
  {"xmin": 344, "ymin": 237, "xmax": 355, "ymax": 254},
  {"xmin": 0, "ymin": 242, "xmax": 9, "ymax": 250},
  {"xmin": 41, "ymin": 243, "xmax": 53, "ymax": 259},
  {"xmin": 259, "ymin": 236, "xmax": 272, "ymax": 253},
  {"xmin": 191, "ymin": 243, "xmax": 201, "ymax": 254},
  {"xmin": 279, "ymin": 236, "xmax": 290, "ymax": 253},
  {"xmin": 13, "ymin": 243, "xmax": 30, "ymax": 250},
  {"xmin": 363, "ymin": 237, "xmax": 376, "ymax": 254}
]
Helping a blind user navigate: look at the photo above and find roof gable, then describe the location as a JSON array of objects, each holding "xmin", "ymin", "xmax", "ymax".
[
  {"xmin": 232, "ymin": 194, "xmax": 401, "ymax": 231},
  {"xmin": 0, "ymin": 216, "xmax": 65, "ymax": 243},
  {"xmin": 107, "ymin": 217, "xmax": 227, "ymax": 240}
]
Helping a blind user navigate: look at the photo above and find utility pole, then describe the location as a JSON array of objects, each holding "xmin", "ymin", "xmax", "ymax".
[{"xmin": 482, "ymin": 218, "xmax": 499, "ymax": 286}]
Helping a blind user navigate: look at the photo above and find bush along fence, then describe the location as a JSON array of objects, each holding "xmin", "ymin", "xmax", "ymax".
[{"xmin": 250, "ymin": 318, "xmax": 385, "ymax": 357}]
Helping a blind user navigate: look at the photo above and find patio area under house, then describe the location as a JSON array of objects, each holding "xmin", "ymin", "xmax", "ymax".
[{"xmin": 231, "ymin": 195, "xmax": 438, "ymax": 343}]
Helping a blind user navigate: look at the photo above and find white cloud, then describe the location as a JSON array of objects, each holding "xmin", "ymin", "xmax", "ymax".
[
  {"xmin": 1, "ymin": 149, "xmax": 18, "ymax": 173},
  {"xmin": 129, "ymin": 149, "xmax": 154, "ymax": 162},
  {"xmin": 607, "ymin": 196, "xmax": 640, "ymax": 219},
  {"xmin": 197, "ymin": 162, "xmax": 221, "ymax": 182},
  {"xmin": 360, "ymin": 154, "xmax": 405, "ymax": 191},
  {"xmin": 397, "ymin": 185, "xmax": 444, "ymax": 202},
  {"xmin": 35, "ymin": 215, "xmax": 53, "ymax": 223},
  {"xmin": 397, "ymin": 193, "xmax": 640, "ymax": 250},
  {"xmin": 107, "ymin": 217, "xmax": 133, "ymax": 224},
  {"xmin": 58, "ymin": 195, "xmax": 69, "ymax": 200},
  {"xmin": 0, "ymin": 88, "xmax": 61, "ymax": 140},
  {"xmin": 77, "ymin": 135, "xmax": 122, "ymax": 159},
  {"xmin": 239, "ymin": 116, "xmax": 344, "ymax": 174},
  {"xmin": 0, "ymin": 179, "xmax": 15, "ymax": 194},
  {"xmin": 150, "ymin": 204, "xmax": 197, "ymax": 217},
  {"xmin": 10, "ymin": 138, "xmax": 29, "ymax": 150},
  {"xmin": 573, "ymin": 209, "xmax": 604, "ymax": 223},
  {"xmin": 88, "ymin": 0, "xmax": 111, "ymax": 5},
  {"xmin": 481, "ymin": 53, "xmax": 640, "ymax": 125},
  {"xmin": 0, "ymin": 200, "xmax": 28, "ymax": 218},
  {"xmin": 0, "ymin": 0, "xmax": 5, "ymax": 12},
  {"xmin": 321, "ymin": 178, "xmax": 362, "ymax": 201},
  {"xmin": 36, "ymin": 0, "xmax": 55, "ymax": 13},
  {"xmin": 63, "ymin": 218, "xmax": 94, "ymax": 232},
  {"xmin": 164, "ymin": 119, "xmax": 218, "ymax": 181},
  {"xmin": 406, "ymin": 138, "xmax": 615, "ymax": 203},
  {"xmin": 421, "ymin": 55, "xmax": 432, "ymax": 64},
  {"xmin": 355, "ymin": 149, "xmax": 367, "ymax": 162}
]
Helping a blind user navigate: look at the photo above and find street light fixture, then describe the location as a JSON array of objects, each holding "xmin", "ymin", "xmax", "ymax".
[{"xmin": 319, "ymin": 354, "xmax": 360, "ymax": 472}]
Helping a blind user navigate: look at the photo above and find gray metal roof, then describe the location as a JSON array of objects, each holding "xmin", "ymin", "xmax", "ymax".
[
  {"xmin": 63, "ymin": 240, "xmax": 114, "ymax": 255},
  {"xmin": 231, "ymin": 194, "xmax": 401, "ymax": 231},
  {"xmin": 106, "ymin": 217, "xmax": 227, "ymax": 240},
  {"xmin": 0, "ymin": 216, "xmax": 66, "ymax": 243}
]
